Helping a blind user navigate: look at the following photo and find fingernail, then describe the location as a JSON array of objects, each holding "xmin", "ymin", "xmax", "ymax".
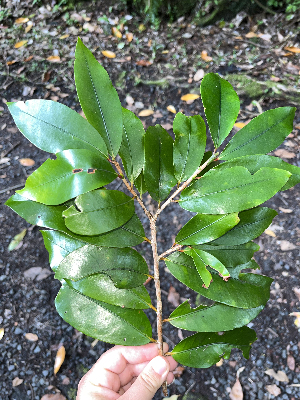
[{"xmin": 151, "ymin": 357, "xmax": 168, "ymax": 376}]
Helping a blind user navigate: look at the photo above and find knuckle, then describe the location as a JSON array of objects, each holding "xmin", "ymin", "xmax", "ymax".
[{"xmin": 139, "ymin": 369, "xmax": 160, "ymax": 392}]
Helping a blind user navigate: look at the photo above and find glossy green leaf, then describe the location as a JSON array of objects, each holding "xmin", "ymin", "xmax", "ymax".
[
  {"xmin": 5, "ymin": 193, "xmax": 68, "ymax": 230},
  {"xmin": 211, "ymin": 207, "xmax": 277, "ymax": 246},
  {"xmin": 63, "ymin": 189, "xmax": 134, "ymax": 235},
  {"xmin": 197, "ymin": 151, "xmax": 220, "ymax": 177},
  {"xmin": 17, "ymin": 150, "xmax": 117, "ymax": 205},
  {"xmin": 134, "ymin": 172, "xmax": 147, "ymax": 195},
  {"xmin": 168, "ymin": 300, "xmax": 263, "ymax": 332},
  {"xmin": 220, "ymin": 107, "xmax": 296, "ymax": 160},
  {"xmin": 55, "ymin": 244, "xmax": 148, "ymax": 288},
  {"xmin": 165, "ymin": 251, "xmax": 272, "ymax": 308},
  {"xmin": 171, "ymin": 327, "xmax": 256, "ymax": 368},
  {"xmin": 66, "ymin": 275, "xmax": 151, "ymax": 309},
  {"xmin": 55, "ymin": 282, "xmax": 152, "ymax": 345},
  {"xmin": 144, "ymin": 125, "xmax": 177, "ymax": 202},
  {"xmin": 74, "ymin": 38, "xmax": 123, "ymax": 157},
  {"xmin": 186, "ymin": 247, "xmax": 213, "ymax": 288},
  {"xmin": 173, "ymin": 113, "xmax": 206, "ymax": 183},
  {"xmin": 7, "ymin": 100, "xmax": 107, "ymax": 156},
  {"xmin": 179, "ymin": 167, "xmax": 291, "ymax": 214},
  {"xmin": 200, "ymin": 73, "xmax": 240, "ymax": 148},
  {"xmin": 119, "ymin": 108, "xmax": 145, "ymax": 182},
  {"xmin": 188, "ymin": 247, "xmax": 230, "ymax": 280},
  {"xmin": 215, "ymin": 154, "xmax": 300, "ymax": 191},
  {"xmin": 175, "ymin": 213, "xmax": 239, "ymax": 245}
]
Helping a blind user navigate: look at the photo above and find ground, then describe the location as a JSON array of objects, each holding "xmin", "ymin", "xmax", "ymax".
[{"xmin": 0, "ymin": 1, "xmax": 300, "ymax": 399}]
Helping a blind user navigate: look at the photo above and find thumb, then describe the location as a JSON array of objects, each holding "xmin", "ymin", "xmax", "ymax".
[{"xmin": 121, "ymin": 356, "xmax": 169, "ymax": 400}]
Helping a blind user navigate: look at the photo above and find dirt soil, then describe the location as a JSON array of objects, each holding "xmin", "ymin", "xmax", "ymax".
[{"xmin": 0, "ymin": 1, "xmax": 300, "ymax": 400}]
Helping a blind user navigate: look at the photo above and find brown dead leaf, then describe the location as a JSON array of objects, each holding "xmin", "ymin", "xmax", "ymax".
[
  {"xmin": 126, "ymin": 32, "xmax": 133, "ymax": 42},
  {"xmin": 216, "ymin": 358, "xmax": 224, "ymax": 367},
  {"xmin": 201, "ymin": 50, "xmax": 212, "ymax": 62},
  {"xmin": 279, "ymin": 207, "xmax": 293, "ymax": 213},
  {"xmin": 161, "ymin": 123, "xmax": 173, "ymax": 130},
  {"xmin": 24, "ymin": 267, "xmax": 51, "ymax": 281},
  {"xmin": 167, "ymin": 105, "xmax": 176, "ymax": 114},
  {"xmin": 19, "ymin": 158, "xmax": 35, "ymax": 167},
  {"xmin": 47, "ymin": 56, "xmax": 61, "ymax": 63},
  {"xmin": 265, "ymin": 384, "xmax": 281, "ymax": 396},
  {"xmin": 193, "ymin": 69, "xmax": 204, "ymax": 82},
  {"xmin": 25, "ymin": 21, "xmax": 33, "ymax": 33},
  {"xmin": 287, "ymin": 354, "xmax": 295, "ymax": 370},
  {"xmin": 14, "ymin": 40, "xmax": 28, "ymax": 49},
  {"xmin": 173, "ymin": 366, "xmax": 185, "ymax": 377},
  {"xmin": 102, "ymin": 50, "xmax": 116, "ymax": 59},
  {"xmin": 24, "ymin": 55, "xmax": 33, "ymax": 62},
  {"xmin": 15, "ymin": 17, "xmax": 29, "ymax": 24},
  {"xmin": 136, "ymin": 59, "xmax": 152, "ymax": 66},
  {"xmin": 279, "ymin": 240, "xmax": 297, "ymax": 251},
  {"xmin": 138, "ymin": 109, "xmax": 154, "ymax": 117},
  {"xmin": 181, "ymin": 93, "xmax": 200, "ymax": 102},
  {"xmin": 41, "ymin": 394, "xmax": 67, "ymax": 400},
  {"xmin": 273, "ymin": 149, "xmax": 295, "ymax": 159},
  {"xmin": 264, "ymin": 228, "xmax": 276, "ymax": 237},
  {"xmin": 284, "ymin": 46, "xmax": 300, "ymax": 54},
  {"xmin": 25, "ymin": 332, "xmax": 38, "ymax": 342},
  {"xmin": 230, "ymin": 378, "xmax": 243, "ymax": 400},
  {"xmin": 12, "ymin": 377, "xmax": 23, "ymax": 387},
  {"xmin": 245, "ymin": 31, "xmax": 259, "ymax": 38},
  {"xmin": 112, "ymin": 27, "xmax": 122, "ymax": 38},
  {"xmin": 42, "ymin": 71, "xmax": 51, "ymax": 82},
  {"xmin": 59, "ymin": 34, "xmax": 70, "ymax": 40},
  {"xmin": 54, "ymin": 345, "xmax": 66, "ymax": 375},
  {"xmin": 0, "ymin": 327, "xmax": 4, "ymax": 340},
  {"xmin": 265, "ymin": 369, "xmax": 289, "ymax": 382},
  {"xmin": 6, "ymin": 60, "xmax": 17, "ymax": 66},
  {"xmin": 168, "ymin": 285, "xmax": 180, "ymax": 307}
]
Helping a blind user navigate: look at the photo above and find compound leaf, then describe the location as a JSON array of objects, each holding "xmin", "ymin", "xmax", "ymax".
[
  {"xmin": 63, "ymin": 189, "xmax": 134, "ymax": 235},
  {"xmin": 17, "ymin": 150, "xmax": 117, "ymax": 205},
  {"xmin": 74, "ymin": 38, "xmax": 123, "ymax": 157},
  {"xmin": 171, "ymin": 327, "xmax": 257, "ymax": 368},
  {"xmin": 179, "ymin": 167, "xmax": 291, "ymax": 214},
  {"xmin": 200, "ymin": 73, "xmax": 240, "ymax": 148},
  {"xmin": 55, "ymin": 282, "xmax": 152, "ymax": 345},
  {"xmin": 173, "ymin": 113, "xmax": 206, "ymax": 182},
  {"xmin": 7, "ymin": 100, "xmax": 107, "ymax": 156},
  {"xmin": 220, "ymin": 107, "xmax": 296, "ymax": 160}
]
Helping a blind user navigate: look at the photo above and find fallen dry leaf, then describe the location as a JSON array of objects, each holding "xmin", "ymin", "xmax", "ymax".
[
  {"xmin": 284, "ymin": 46, "xmax": 300, "ymax": 54},
  {"xmin": 112, "ymin": 27, "xmax": 122, "ymax": 38},
  {"xmin": 273, "ymin": 149, "xmax": 295, "ymax": 159},
  {"xmin": 24, "ymin": 55, "xmax": 34, "ymax": 62},
  {"xmin": 24, "ymin": 267, "xmax": 51, "ymax": 281},
  {"xmin": 59, "ymin": 34, "xmax": 70, "ymax": 39},
  {"xmin": 136, "ymin": 59, "xmax": 152, "ymax": 66},
  {"xmin": 193, "ymin": 69, "xmax": 204, "ymax": 81},
  {"xmin": 293, "ymin": 287, "xmax": 300, "ymax": 301},
  {"xmin": 290, "ymin": 312, "xmax": 300, "ymax": 328},
  {"xmin": 181, "ymin": 93, "xmax": 200, "ymax": 102},
  {"xmin": 0, "ymin": 327, "xmax": 4, "ymax": 340},
  {"xmin": 168, "ymin": 285, "xmax": 180, "ymax": 307},
  {"xmin": 19, "ymin": 158, "xmax": 35, "ymax": 166},
  {"xmin": 167, "ymin": 105, "xmax": 176, "ymax": 114},
  {"xmin": 25, "ymin": 332, "xmax": 38, "ymax": 342},
  {"xmin": 265, "ymin": 384, "xmax": 281, "ymax": 396},
  {"xmin": 126, "ymin": 95, "xmax": 134, "ymax": 105},
  {"xmin": 47, "ymin": 56, "xmax": 61, "ymax": 63},
  {"xmin": 41, "ymin": 394, "xmax": 67, "ymax": 400},
  {"xmin": 279, "ymin": 240, "xmax": 297, "ymax": 251},
  {"xmin": 15, "ymin": 17, "xmax": 29, "ymax": 24},
  {"xmin": 216, "ymin": 358, "xmax": 224, "ymax": 367},
  {"xmin": 245, "ymin": 31, "xmax": 259, "ymax": 38},
  {"xmin": 279, "ymin": 207, "xmax": 293, "ymax": 213},
  {"xmin": 8, "ymin": 229, "xmax": 27, "ymax": 251},
  {"xmin": 234, "ymin": 122, "xmax": 246, "ymax": 129},
  {"xmin": 102, "ymin": 50, "xmax": 116, "ymax": 58},
  {"xmin": 138, "ymin": 109, "xmax": 154, "ymax": 117},
  {"xmin": 126, "ymin": 32, "xmax": 133, "ymax": 42},
  {"xmin": 173, "ymin": 365, "xmax": 185, "ymax": 377},
  {"xmin": 287, "ymin": 354, "xmax": 295, "ymax": 370},
  {"xmin": 6, "ymin": 60, "xmax": 17, "ymax": 66},
  {"xmin": 201, "ymin": 50, "xmax": 213, "ymax": 62},
  {"xmin": 230, "ymin": 378, "xmax": 243, "ymax": 400},
  {"xmin": 12, "ymin": 377, "xmax": 23, "ymax": 387},
  {"xmin": 14, "ymin": 40, "xmax": 28, "ymax": 49},
  {"xmin": 54, "ymin": 345, "xmax": 66, "ymax": 375},
  {"xmin": 265, "ymin": 369, "xmax": 289, "ymax": 382},
  {"xmin": 161, "ymin": 123, "xmax": 173, "ymax": 130},
  {"xmin": 264, "ymin": 228, "xmax": 276, "ymax": 237},
  {"xmin": 25, "ymin": 22, "xmax": 33, "ymax": 33}
]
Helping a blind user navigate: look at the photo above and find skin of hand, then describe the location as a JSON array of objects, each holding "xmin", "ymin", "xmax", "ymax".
[{"xmin": 76, "ymin": 342, "xmax": 178, "ymax": 400}]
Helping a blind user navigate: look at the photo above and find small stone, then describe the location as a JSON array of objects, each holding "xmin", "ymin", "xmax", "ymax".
[
  {"xmin": 17, "ymin": 345, "xmax": 22, "ymax": 351},
  {"xmin": 42, "ymin": 370, "xmax": 49, "ymax": 377},
  {"xmin": 211, "ymin": 377, "xmax": 216, "ymax": 385},
  {"xmin": 8, "ymin": 365, "xmax": 15, "ymax": 371},
  {"xmin": 177, "ymin": 385, "xmax": 186, "ymax": 394},
  {"xmin": 14, "ymin": 327, "xmax": 23, "ymax": 335},
  {"xmin": 33, "ymin": 346, "xmax": 40, "ymax": 353}
]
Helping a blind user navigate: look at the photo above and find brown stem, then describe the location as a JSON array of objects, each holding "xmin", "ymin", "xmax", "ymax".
[
  {"xmin": 155, "ymin": 152, "xmax": 219, "ymax": 217},
  {"xmin": 158, "ymin": 244, "xmax": 183, "ymax": 260}
]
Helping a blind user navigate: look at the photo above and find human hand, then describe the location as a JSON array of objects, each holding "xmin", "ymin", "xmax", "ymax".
[{"xmin": 76, "ymin": 342, "xmax": 178, "ymax": 400}]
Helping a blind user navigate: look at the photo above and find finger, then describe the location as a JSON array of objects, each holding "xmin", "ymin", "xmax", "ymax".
[
  {"xmin": 166, "ymin": 355, "xmax": 178, "ymax": 372},
  {"xmin": 77, "ymin": 378, "xmax": 120, "ymax": 400}
]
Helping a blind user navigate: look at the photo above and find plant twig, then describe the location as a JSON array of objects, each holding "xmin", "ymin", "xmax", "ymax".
[
  {"xmin": 158, "ymin": 244, "xmax": 183, "ymax": 260},
  {"xmin": 252, "ymin": 0, "xmax": 277, "ymax": 15},
  {"xmin": 156, "ymin": 152, "xmax": 219, "ymax": 217}
]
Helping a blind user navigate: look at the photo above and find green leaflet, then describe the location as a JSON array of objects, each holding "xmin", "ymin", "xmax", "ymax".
[
  {"xmin": 144, "ymin": 125, "xmax": 177, "ymax": 202},
  {"xmin": 55, "ymin": 282, "xmax": 152, "ymax": 345},
  {"xmin": 179, "ymin": 166, "xmax": 291, "ymax": 214},
  {"xmin": 215, "ymin": 154, "xmax": 300, "ymax": 191},
  {"xmin": 55, "ymin": 244, "xmax": 148, "ymax": 289},
  {"xmin": 134, "ymin": 172, "xmax": 147, "ymax": 195},
  {"xmin": 220, "ymin": 107, "xmax": 296, "ymax": 160},
  {"xmin": 168, "ymin": 300, "xmax": 263, "ymax": 332},
  {"xmin": 173, "ymin": 113, "xmax": 206, "ymax": 183},
  {"xmin": 7, "ymin": 100, "xmax": 107, "ymax": 156},
  {"xmin": 171, "ymin": 327, "xmax": 257, "ymax": 368},
  {"xmin": 211, "ymin": 207, "xmax": 277, "ymax": 246},
  {"xmin": 200, "ymin": 73, "xmax": 240, "ymax": 148},
  {"xmin": 66, "ymin": 275, "xmax": 151, "ymax": 309},
  {"xmin": 17, "ymin": 150, "xmax": 117, "ymax": 205},
  {"xmin": 175, "ymin": 213, "xmax": 239, "ymax": 245},
  {"xmin": 186, "ymin": 248, "xmax": 213, "ymax": 288},
  {"xmin": 165, "ymin": 251, "xmax": 272, "ymax": 308},
  {"xmin": 119, "ymin": 108, "xmax": 145, "ymax": 182},
  {"xmin": 74, "ymin": 38, "xmax": 123, "ymax": 158},
  {"xmin": 63, "ymin": 189, "xmax": 135, "ymax": 235}
]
